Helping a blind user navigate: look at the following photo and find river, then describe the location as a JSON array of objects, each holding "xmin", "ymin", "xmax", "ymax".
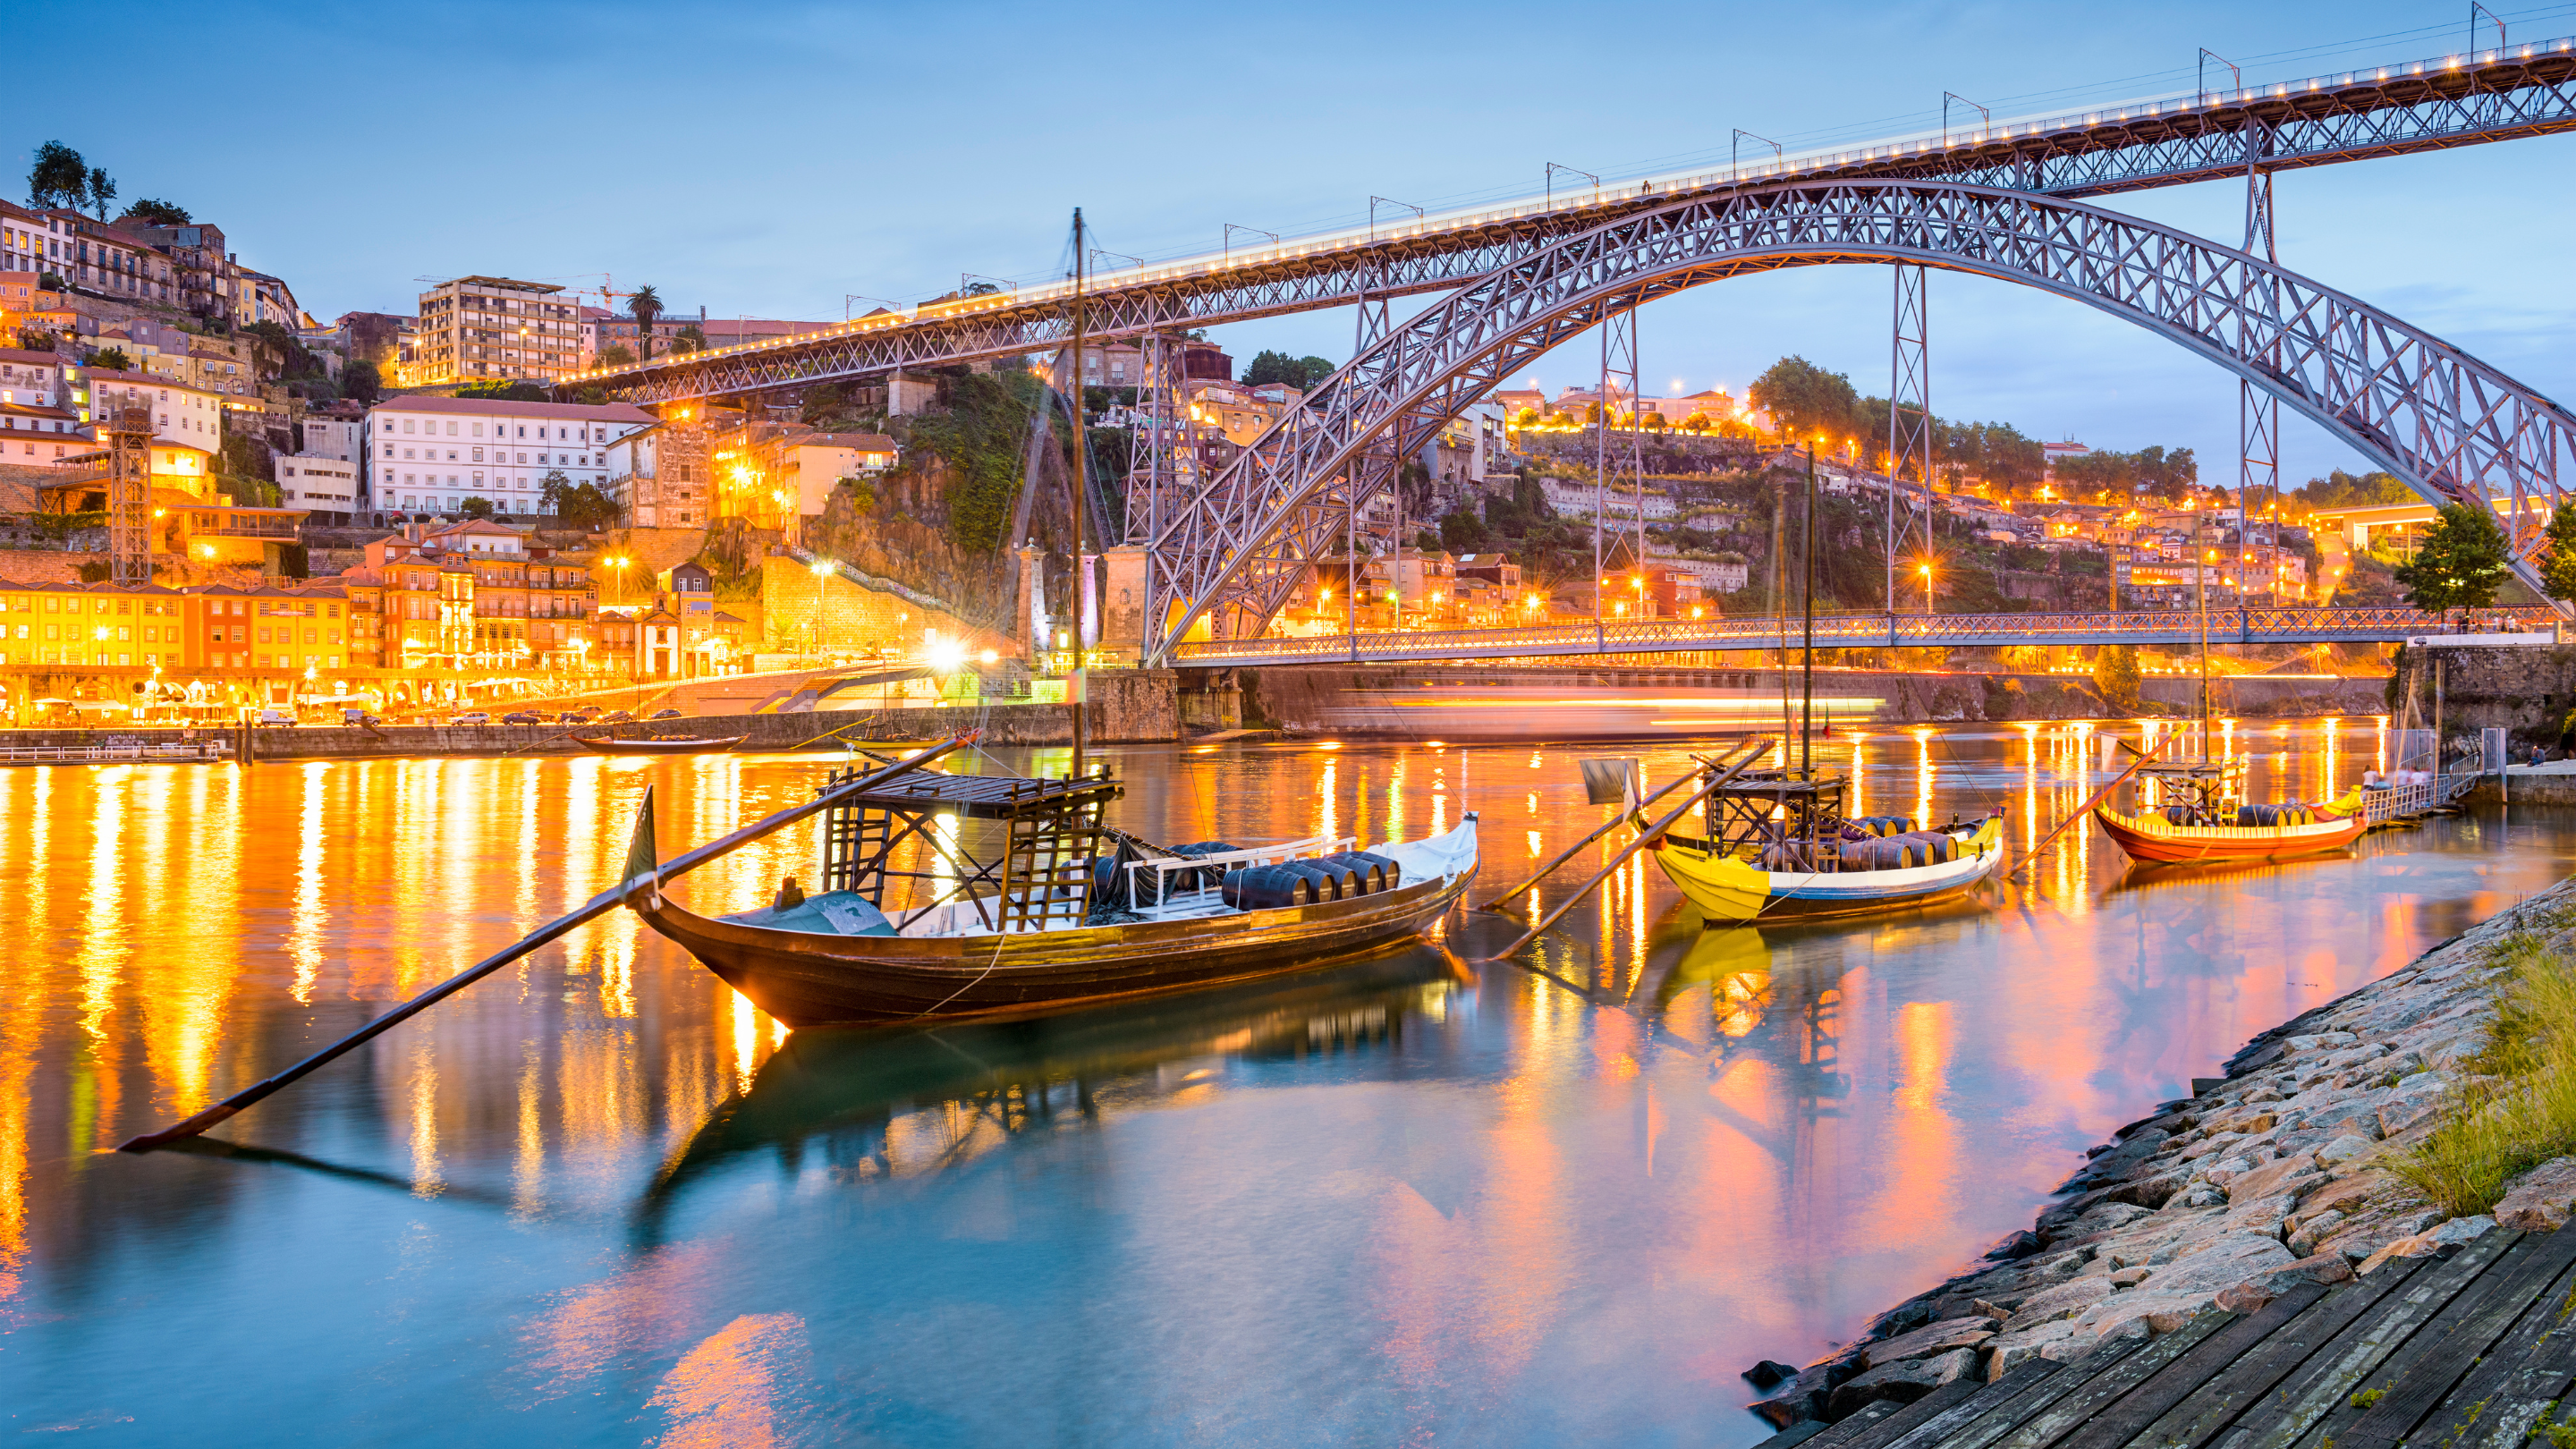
[{"xmin": 2, "ymin": 722, "xmax": 2568, "ymax": 1445}]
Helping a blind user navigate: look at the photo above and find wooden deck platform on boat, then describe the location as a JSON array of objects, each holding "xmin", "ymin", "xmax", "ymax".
[{"xmin": 1751, "ymin": 1224, "xmax": 2576, "ymax": 1449}]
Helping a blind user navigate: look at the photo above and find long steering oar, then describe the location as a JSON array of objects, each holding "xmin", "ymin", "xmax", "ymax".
[
  {"xmin": 1478, "ymin": 736, "xmax": 1767, "ymax": 913},
  {"xmin": 2006, "ymin": 727, "xmax": 2176, "ymax": 880},
  {"xmin": 1474, "ymin": 738, "xmax": 1775, "ymax": 963},
  {"xmin": 118, "ymin": 738, "xmax": 964, "ymax": 1151}
]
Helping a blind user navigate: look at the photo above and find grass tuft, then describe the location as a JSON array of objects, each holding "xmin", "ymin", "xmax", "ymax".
[{"xmin": 2393, "ymin": 934, "xmax": 2576, "ymax": 1216}]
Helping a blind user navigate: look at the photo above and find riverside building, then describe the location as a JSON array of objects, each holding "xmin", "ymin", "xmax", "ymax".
[
  {"xmin": 409, "ymin": 275, "xmax": 582, "ymax": 386},
  {"xmin": 366, "ymin": 395, "xmax": 655, "ymax": 518}
]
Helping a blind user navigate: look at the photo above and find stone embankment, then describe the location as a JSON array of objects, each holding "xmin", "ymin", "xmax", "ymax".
[{"xmin": 1748, "ymin": 880, "xmax": 2576, "ymax": 1431}]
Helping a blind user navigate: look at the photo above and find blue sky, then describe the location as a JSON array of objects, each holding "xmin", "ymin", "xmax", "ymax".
[{"xmin": 16, "ymin": 0, "xmax": 2575, "ymax": 487}]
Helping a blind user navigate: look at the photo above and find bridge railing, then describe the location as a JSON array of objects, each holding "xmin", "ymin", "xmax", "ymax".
[{"xmin": 1170, "ymin": 606, "xmax": 2559, "ymax": 665}]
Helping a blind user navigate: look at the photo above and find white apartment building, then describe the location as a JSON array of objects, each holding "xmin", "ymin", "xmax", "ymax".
[
  {"xmin": 0, "ymin": 345, "xmax": 79, "ymax": 462},
  {"xmin": 280, "ymin": 456, "xmax": 359, "ymax": 517},
  {"xmin": 301, "ymin": 416, "xmax": 361, "ymax": 465},
  {"xmin": 76, "ymin": 368, "xmax": 222, "ymax": 449},
  {"xmin": 409, "ymin": 275, "xmax": 581, "ymax": 386},
  {"xmin": 367, "ymin": 395, "xmax": 656, "ymax": 517}
]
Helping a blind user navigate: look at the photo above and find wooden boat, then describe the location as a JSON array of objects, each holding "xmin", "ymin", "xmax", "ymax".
[
  {"xmin": 2092, "ymin": 759, "xmax": 2366, "ymax": 864},
  {"xmin": 1648, "ymin": 791, "xmax": 2007, "ymax": 924},
  {"xmin": 621, "ymin": 764, "xmax": 1479, "ymax": 1025},
  {"xmin": 576, "ymin": 733, "xmax": 748, "ymax": 755}
]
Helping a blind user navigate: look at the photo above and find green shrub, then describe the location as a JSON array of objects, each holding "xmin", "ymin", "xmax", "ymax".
[{"xmin": 2393, "ymin": 931, "xmax": 2576, "ymax": 1216}]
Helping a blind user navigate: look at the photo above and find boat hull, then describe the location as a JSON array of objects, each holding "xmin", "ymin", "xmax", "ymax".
[
  {"xmin": 1648, "ymin": 818, "xmax": 2005, "ymax": 924},
  {"xmin": 577, "ymin": 734, "xmax": 747, "ymax": 755},
  {"xmin": 2093, "ymin": 804, "xmax": 2366, "ymax": 863},
  {"xmin": 631, "ymin": 865, "xmax": 1477, "ymax": 1026}
]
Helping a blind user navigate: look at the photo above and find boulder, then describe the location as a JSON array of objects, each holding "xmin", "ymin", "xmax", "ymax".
[
  {"xmin": 2378, "ymin": 1089, "xmax": 2449, "ymax": 1140},
  {"xmin": 2211, "ymin": 1253, "xmax": 2355, "ymax": 1314},
  {"xmin": 2316, "ymin": 1134, "xmax": 2377, "ymax": 1166},
  {"xmin": 1826, "ymin": 1348, "xmax": 1978, "ymax": 1419},
  {"xmin": 2108, "ymin": 1267, "xmax": 2151, "ymax": 1287},
  {"xmin": 2224, "ymin": 1193, "xmax": 2303, "ymax": 1239},
  {"xmin": 2138, "ymin": 1233, "xmax": 2298, "ymax": 1296},
  {"xmin": 2002, "ymin": 1277, "xmax": 2114, "ymax": 1333},
  {"xmin": 2496, "ymin": 1157, "xmax": 2576, "ymax": 1233},
  {"xmin": 2225, "ymin": 1157, "xmax": 2324, "ymax": 1204},
  {"xmin": 2357, "ymin": 1216, "xmax": 2496, "ymax": 1276},
  {"xmin": 2073, "ymin": 1290, "xmax": 2205, "ymax": 1339},
  {"xmin": 2301, "ymin": 1090, "xmax": 2393, "ymax": 1139},
  {"xmin": 2284, "ymin": 1031, "xmax": 2360, "ymax": 1052},
  {"xmin": 1741, "ymin": 1359, "xmax": 1799, "ymax": 1389},
  {"xmin": 2286, "ymin": 1210, "xmax": 2348, "ymax": 1258},
  {"xmin": 1860, "ymin": 1315, "xmax": 2000, "ymax": 1368},
  {"xmin": 1984, "ymin": 1319, "xmax": 2080, "ymax": 1380},
  {"xmin": 1985, "ymin": 1230, "xmax": 2046, "ymax": 1261}
]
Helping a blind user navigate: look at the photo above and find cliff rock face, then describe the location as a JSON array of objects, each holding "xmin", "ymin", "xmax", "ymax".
[
  {"xmin": 806, "ymin": 454, "xmax": 1023, "ymax": 631},
  {"xmin": 2387, "ymin": 643, "xmax": 2576, "ymax": 745}
]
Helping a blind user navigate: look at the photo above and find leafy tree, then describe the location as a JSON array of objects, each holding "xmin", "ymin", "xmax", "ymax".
[
  {"xmin": 82, "ymin": 346, "xmax": 131, "ymax": 372},
  {"xmin": 86, "ymin": 166, "xmax": 114, "ymax": 221},
  {"xmin": 37, "ymin": 272, "xmax": 64, "ymax": 293},
  {"xmin": 627, "ymin": 284, "xmax": 663, "ymax": 362},
  {"xmin": 460, "ymin": 496, "xmax": 495, "ymax": 519},
  {"xmin": 1748, "ymin": 356, "xmax": 1858, "ymax": 447},
  {"xmin": 15, "ymin": 326, "xmax": 54, "ymax": 352},
  {"xmin": 1241, "ymin": 349, "xmax": 1334, "ymax": 390},
  {"xmin": 2539, "ymin": 505, "xmax": 2576, "ymax": 604},
  {"xmin": 2092, "ymin": 644, "xmax": 2143, "ymax": 712},
  {"xmin": 2393, "ymin": 501, "xmax": 2512, "ymax": 619},
  {"xmin": 2294, "ymin": 469, "xmax": 2414, "ymax": 511},
  {"xmin": 27, "ymin": 141, "xmax": 85, "ymax": 209},
  {"xmin": 120, "ymin": 198, "xmax": 189, "ymax": 225},
  {"xmin": 341, "ymin": 358, "xmax": 381, "ymax": 404},
  {"xmin": 456, "ymin": 379, "xmax": 547, "ymax": 402},
  {"xmin": 594, "ymin": 341, "xmax": 636, "ymax": 369},
  {"xmin": 1438, "ymin": 506, "xmax": 1490, "ymax": 553},
  {"xmin": 672, "ymin": 323, "xmax": 706, "ymax": 354},
  {"xmin": 540, "ymin": 472, "xmax": 620, "ymax": 532}
]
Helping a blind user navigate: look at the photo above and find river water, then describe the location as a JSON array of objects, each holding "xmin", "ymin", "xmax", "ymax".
[{"xmin": 3, "ymin": 723, "xmax": 2570, "ymax": 1445}]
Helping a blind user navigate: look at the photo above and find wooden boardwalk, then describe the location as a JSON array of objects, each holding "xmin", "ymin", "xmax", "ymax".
[{"xmin": 1755, "ymin": 1226, "xmax": 2576, "ymax": 1449}]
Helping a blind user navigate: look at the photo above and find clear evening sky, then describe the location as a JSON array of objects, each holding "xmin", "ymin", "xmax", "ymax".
[{"xmin": 16, "ymin": 0, "xmax": 2575, "ymax": 489}]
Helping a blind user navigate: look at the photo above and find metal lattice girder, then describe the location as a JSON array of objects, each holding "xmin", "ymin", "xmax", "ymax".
[
  {"xmin": 106, "ymin": 407, "xmax": 153, "ymax": 586},
  {"xmin": 572, "ymin": 44, "xmax": 2576, "ymax": 405},
  {"xmin": 1142, "ymin": 180, "xmax": 2576, "ymax": 663},
  {"xmin": 1887, "ymin": 263, "xmax": 1932, "ymax": 611},
  {"xmin": 1168, "ymin": 604, "xmax": 2559, "ymax": 666}
]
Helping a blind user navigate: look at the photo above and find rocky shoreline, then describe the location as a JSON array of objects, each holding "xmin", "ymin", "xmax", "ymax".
[{"xmin": 1747, "ymin": 876, "xmax": 2576, "ymax": 1432}]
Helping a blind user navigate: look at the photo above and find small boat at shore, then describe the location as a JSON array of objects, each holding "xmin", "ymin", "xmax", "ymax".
[
  {"xmin": 2092, "ymin": 759, "xmax": 2366, "ymax": 865},
  {"xmin": 1642, "ymin": 768, "xmax": 2006, "ymax": 924},
  {"xmin": 577, "ymin": 734, "xmax": 748, "ymax": 755},
  {"xmin": 623, "ymin": 763, "xmax": 1479, "ymax": 1025}
]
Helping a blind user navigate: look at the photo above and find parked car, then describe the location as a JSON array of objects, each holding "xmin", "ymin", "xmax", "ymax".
[
  {"xmin": 452, "ymin": 711, "xmax": 492, "ymax": 725},
  {"xmin": 601, "ymin": 710, "xmax": 634, "ymax": 724},
  {"xmin": 255, "ymin": 708, "xmax": 296, "ymax": 726},
  {"xmin": 501, "ymin": 711, "xmax": 544, "ymax": 724},
  {"xmin": 650, "ymin": 708, "xmax": 682, "ymax": 720},
  {"xmin": 341, "ymin": 708, "xmax": 384, "ymax": 727},
  {"xmin": 564, "ymin": 706, "xmax": 604, "ymax": 722}
]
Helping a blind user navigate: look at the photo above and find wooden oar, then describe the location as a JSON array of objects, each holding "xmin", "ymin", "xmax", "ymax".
[
  {"xmin": 2006, "ymin": 727, "xmax": 2176, "ymax": 880},
  {"xmin": 1474, "ymin": 739, "xmax": 1775, "ymax": 963},
  {"xmin": 118, "ymin": 738, "xmax": 964, "ymax": 1152},
  {"xmin": 1478, "ymin": 737, "xmax": 1765, "ymax": 912}
]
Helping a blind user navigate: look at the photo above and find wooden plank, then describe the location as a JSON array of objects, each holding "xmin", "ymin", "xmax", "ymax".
[
  {"xmin": 2055, "ymin": 1284, "xmax": 2329, "ymax": 1449},
  {"xmin": 1828, "ymin": 1377, "xmax": 1990, "ymax": 1449},
  {"xmin": 2251, "ymin": 1233, "xmax": 2523, "ymax": 1449},
  {"xmin": 2201, "ymin": 1250, "xmax": 2465, "ymax": 1449},
  {"xmin": 1936, "ymin": 1344, "xmax": 2148, "ymax": 1449},
  {"xmin": 2452, "ymin": 1248, "xmax": 2576, "ymax": 1448},
  {"xmin": 1878, "ymin": 1361, "xmax": 2064, "ymax": 1449},
  {"xmin": 1989, "ymin": 1311, "xmax": 2235, "ymax": 1449},
  {"xmin": 1803, "ymin": 1398, "xmax": 1902, "ymax": 1449},
  {"xmin": 1749, "ymin": 1419, "xmax": 1832, "ymax": 1449},
  {"xmin": 2123, "ymin": 1253, "xmax": 2432, "ymax": 1449},
  {"xmin": 2297, "ymin": 1233, "xmax": 2543, "ymax": 1449},
  {"xmin": 2395, "ymin": 1230, "xmax": 2576, "ymax": 1449}
]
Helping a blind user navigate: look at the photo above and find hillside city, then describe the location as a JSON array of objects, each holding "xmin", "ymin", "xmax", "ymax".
[{"xmin": 0, "ymin": 141, "xmax": 2454, "ymax": 724}]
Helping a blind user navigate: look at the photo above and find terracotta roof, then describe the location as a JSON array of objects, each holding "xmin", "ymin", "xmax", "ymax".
[
  {"xmin": 82, "ymin": 368, "xmax": 218, "ymax": 396},
  {"xmin": 0, "ymin": 348, "xmax": 63, "ymax": 366},
  {"xmin": 370, "ymin": 396, "xmax": 655, "ymax": 424},
  {"xmin": 799, "ymin": 431, "xmax": 898, "ymax": 450}
]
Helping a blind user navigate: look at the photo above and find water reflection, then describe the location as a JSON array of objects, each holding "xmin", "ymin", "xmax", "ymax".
[{"xmin": 0, "ymin": 723, "xmax": 2570, "ymax": 1445}]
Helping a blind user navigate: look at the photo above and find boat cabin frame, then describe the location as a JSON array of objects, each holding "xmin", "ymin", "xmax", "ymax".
[
  {"xmin": 2135, "ymin": 758, "xmax": 2247, "ymax": 816},
  {"xmin": 1695, "ymin": 767, "xmax": 1851, "ymax": 860},
  {"xmin": 818, "ymin": 766, "xmax": 1122, "ymax": 935}
]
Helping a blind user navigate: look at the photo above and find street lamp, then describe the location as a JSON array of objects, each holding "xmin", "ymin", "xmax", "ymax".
[
  {"xmin": 1917, "ymin": 561, "xmax": 1935, "ymax": 614},
  {"xmin": 809, "ymin": 556, "xmax": 835, "ymax": 656}
]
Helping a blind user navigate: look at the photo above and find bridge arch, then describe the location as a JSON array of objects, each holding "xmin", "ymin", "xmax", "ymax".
[{"xmin": 1142, "ymin": 181, "xmax": 2574, "ymax": 663}]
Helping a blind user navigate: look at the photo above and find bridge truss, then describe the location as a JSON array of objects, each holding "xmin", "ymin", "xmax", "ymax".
[
  {"xmin": 1139, "ymin": 181, "xmax": 2576, "ymax": 662},
  {"xmin": 568, "ymin": 38, "xmax": 2576, "ymax": 404}
]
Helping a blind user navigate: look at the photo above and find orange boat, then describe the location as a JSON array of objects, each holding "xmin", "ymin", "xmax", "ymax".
[{"xmin": 2093, "ymin": 758, "xmax": 2367, "ymax": 864}]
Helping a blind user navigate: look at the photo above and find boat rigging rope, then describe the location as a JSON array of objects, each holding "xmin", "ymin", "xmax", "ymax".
[{"xmin": 915, "ymin": 928, "xmax": 1013, "ymax": 1018}]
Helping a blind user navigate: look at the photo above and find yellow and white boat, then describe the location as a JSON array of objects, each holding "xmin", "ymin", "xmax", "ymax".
[{"xmin": 1640, "ymin": 790, "xmax": 2006, "ymax": 925}]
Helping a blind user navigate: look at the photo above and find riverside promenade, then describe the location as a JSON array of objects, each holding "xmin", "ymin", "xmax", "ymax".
[{"xmin": 1749, "ymin": 879, "xmax": 2576, "ymax": 1449}]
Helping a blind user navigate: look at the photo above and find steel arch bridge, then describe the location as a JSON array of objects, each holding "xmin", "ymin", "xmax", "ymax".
[{"xmin": 1139, "ymin": 180, "xmax": 2576, "ymax": 665}]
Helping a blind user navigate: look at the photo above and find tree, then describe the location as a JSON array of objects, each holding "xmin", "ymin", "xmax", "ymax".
[
  {"xmin": 456, "ymin": 379, "xmax": 547, "ymax": 402},
  {"xmin": 2294, "ymin": 469, "xmax": 2413, "ymax": 511},
  {"xmin": 120, "ymin": 198, "xmax": 188, "ymax": 225},
  {"xmin": 539, "ymin": 473, "xmax": 620, "ymax": 532},
  {"xmin": 82, "ymin": 346, "xmax": 131, "ymax": 372},
  {"xmin": 342, "ymin": 359, "xmax": 381, "ymax": 404},
  {"xmin": 627, "ymin": 284, "xmax": 663, "ymax": 362},
  {"xmin": 2092, "ymin": 644, "xmax": 2143, "ymax": 712},
  {"xmin": 28, "ymin": 141, "xmax": 85, "ymax": 209},
  {"xmin": 1241, "ymin": 349, "xmax": 1334, "ymax": 390},
  {"xmin": 2393, "ymin": 501, "xmax": 2512, "ymax": 620},
  {"xmin": 595, "ymin": 341, "xmax": 636, "ymax": 369},
  {"xmin": 1747, "ymin": 356, "xmax": 1858, "ymax": 446},
  {"xmin": 672, "ymin": 323, "xmax": 706, "ymax": 354},
  {"xmin": 86, "ymin": 166, "xmax": 114, "ymax": 221},
  {"xmin": 2539, "ymin": 505, "xmax": 2576, "ymax": 603},
  {"xmin": 37, "ymin": 272, "xmax": 64, "ymax": 293},
  {"xmin": 1438, "ymin": 506, "xmax": 1490, "ymax": 553},
  {"xmin": 460, "ymin": 496, "xmax": 495, "ymax": 519},
  {"xmin": 15, "ymin": 326, "xmax": 54, "ymax": 352}
]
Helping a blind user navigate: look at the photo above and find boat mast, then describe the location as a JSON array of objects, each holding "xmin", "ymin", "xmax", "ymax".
[
  {"xmin": 2196, "ymin": 511, "xmax": 2211, "ymax": 762},
  {"xmin": 1069, "ymin": 208, "xmax": 1089, "ymax": 778},
  {"xmin": 1801, "ymin": 439, "xmax": 1817, "ymax": 779}
]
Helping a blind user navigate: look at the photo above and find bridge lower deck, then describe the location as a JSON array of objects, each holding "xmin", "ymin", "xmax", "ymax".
[{"xmin": 1759, "ymin": 1224, "xmax": 2576, "ymax": 1449}]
